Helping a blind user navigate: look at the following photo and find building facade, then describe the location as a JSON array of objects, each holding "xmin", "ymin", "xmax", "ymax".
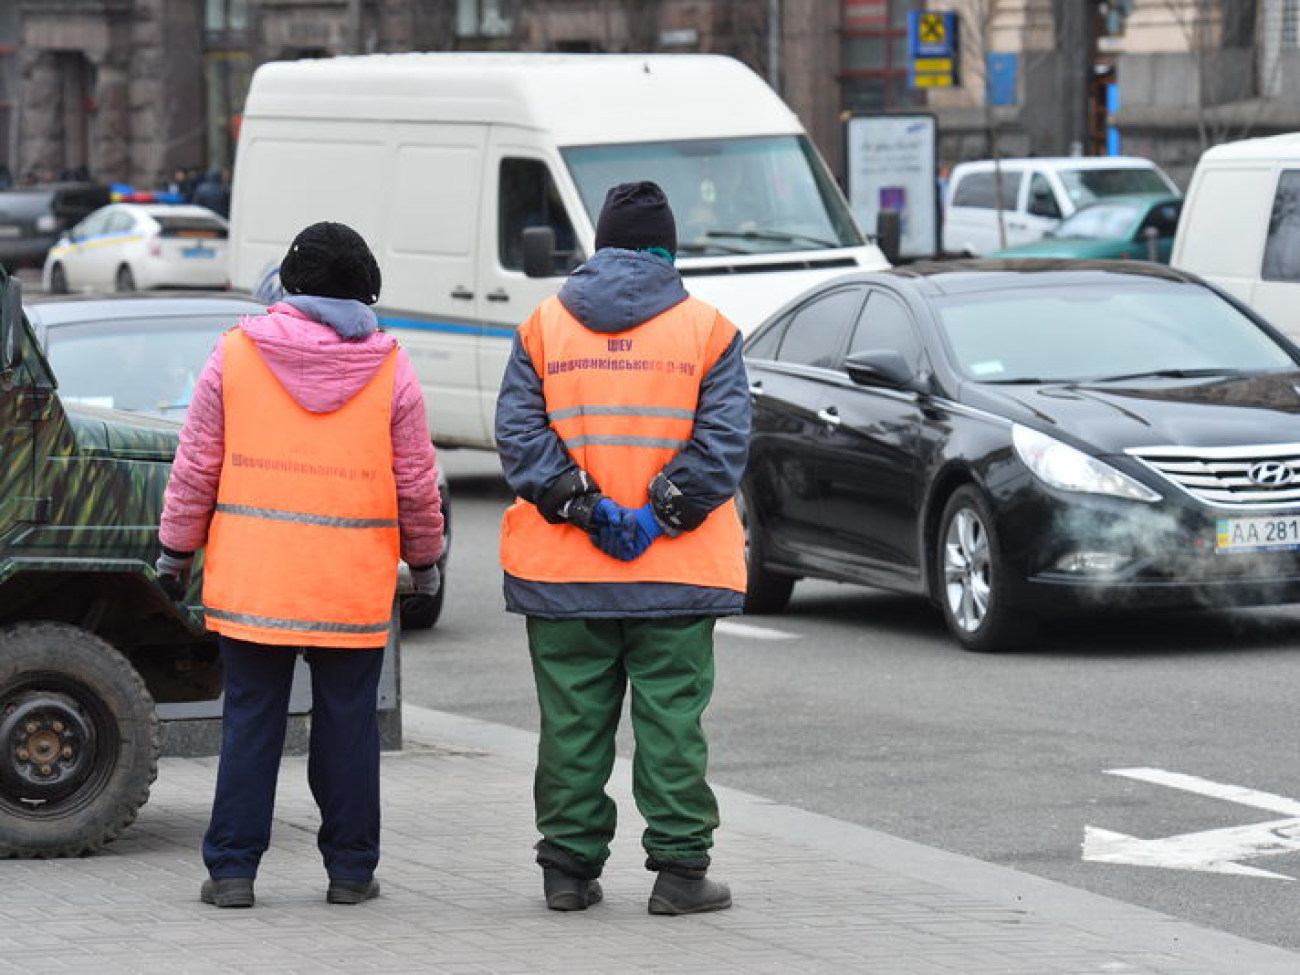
[{"xmin": 8, "ymin": 1, "xmax": 1300, "ymax": 193}]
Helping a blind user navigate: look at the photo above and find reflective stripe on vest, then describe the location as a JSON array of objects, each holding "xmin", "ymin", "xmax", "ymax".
[
  {"xmin": 202, "ymin": 329, "xmax": 400, "ymax": 648},
  {"xmin": 500, "ymin": 295, "xmax": 745, "ymax": 592}
]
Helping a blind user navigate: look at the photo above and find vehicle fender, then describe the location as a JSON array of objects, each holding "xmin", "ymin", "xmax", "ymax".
[{"xmin": 0, "ymin": 557, "xmax": 208, "ymax": 637}]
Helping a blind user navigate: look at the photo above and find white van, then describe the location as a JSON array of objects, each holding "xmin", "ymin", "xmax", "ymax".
[
  {"xmin": 941, "ymin": 156, "xmax": 1178, "ymax": 256},
  {"xmin": 1171, "ymin": 132, "xmax": 1300, "ymax": 335},
  {"xmin": 229, "ymin": 52, "xmax": 888, "ymax": 450}
]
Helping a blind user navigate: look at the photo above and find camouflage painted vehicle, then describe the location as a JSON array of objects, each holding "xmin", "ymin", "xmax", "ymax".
[{"xmin": 0, "ymin": 268, "xmax": 219, "ymax": 857}]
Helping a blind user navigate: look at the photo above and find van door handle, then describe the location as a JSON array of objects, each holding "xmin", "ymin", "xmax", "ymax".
[
  {"xmin": 485, "ymin": 289, "xmax": 510, "ymax": 303},
  {"xmin": 450, "ymin": 286, "xmax": 474, "ymax": 300},
  {"xmin": 749, "ymin": 381, "xmax": 764, "ymax": 397},
  {"xmin": 817, "ymin": 406, "xmax": 841, "ymax": 426}
]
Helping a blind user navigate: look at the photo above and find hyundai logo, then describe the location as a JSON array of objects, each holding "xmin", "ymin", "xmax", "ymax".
[{"xmin": 1248, "ymin": 461, "xmax": 1295, "ymax": 486}]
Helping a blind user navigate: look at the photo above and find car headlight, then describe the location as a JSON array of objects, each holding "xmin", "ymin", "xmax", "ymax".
[
  {"xmin": 1012, "ymin": 424, "xmax": 1160, "ymax": 502},
  {"xmin": 36, "ymin": 214, "xmax": 57, "ymax": 233}
]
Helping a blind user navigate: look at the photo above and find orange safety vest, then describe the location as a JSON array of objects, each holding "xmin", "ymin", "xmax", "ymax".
[
  {"xmin": 202, "ymin": 329, "xmax": 400, "ymax": 648},
  {"xmin": 500, "ymin": 295, "xmax": 745, "ymax": 592}
]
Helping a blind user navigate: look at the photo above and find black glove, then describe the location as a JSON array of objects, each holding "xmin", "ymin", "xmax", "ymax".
[
  {"xmin": 562, "ymin": 491, "xmax": 613, "ymax": 533},
  {"xmin": 155, "ymin": 549, "xmax": 194, "ymax": 601},
  {"xmin": 538, "ymin": 468, "xmax": 607, "ymax": 528}
]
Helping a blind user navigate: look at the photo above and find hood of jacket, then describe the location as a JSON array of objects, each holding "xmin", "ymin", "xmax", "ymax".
[
  {"xmin": 237, "ymin": 299, "xmax": 396, "ymax": 414},
  {"xmin": 557, "ymin": 248, "xmax": 688, "ymax": 334}
]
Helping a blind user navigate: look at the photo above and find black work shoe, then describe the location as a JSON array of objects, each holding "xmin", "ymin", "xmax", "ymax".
[
  {"xmin": 200, "ymin": 877, "xmax": 255, "ymax": 909},
  {"xmin": 648, "ymin": 871, "xmax": 732, "ymax": 915},
  {"xmin": 327, "ymin": 877, "xmax": 381, "ymax": 904},
  {"xmin": 542, "ymin": 867, "xmax": 603, "ymax": 911}
]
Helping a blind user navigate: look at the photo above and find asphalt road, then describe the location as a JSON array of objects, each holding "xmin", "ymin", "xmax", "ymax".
[{"xmin": 403, "ymin": 446, "xmax": 1300, "ymax": 954}]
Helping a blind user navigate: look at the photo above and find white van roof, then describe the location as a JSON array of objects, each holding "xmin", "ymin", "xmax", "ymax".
[
  {"xmin": 952, "ymin": 156, "xmax": 1163, "ymax": 171},
  {"xmin": 1197, "ymin": 131, "xmax": 1300, "ymax": 163},
  {"xmin": 242, "ymin": 53, "xmax": 801, "ymax": 146}
]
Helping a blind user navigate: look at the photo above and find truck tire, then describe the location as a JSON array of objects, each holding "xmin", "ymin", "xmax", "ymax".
[{"xmin": 0, "ymin": 623, "xmax": 159, "ymax": 858}]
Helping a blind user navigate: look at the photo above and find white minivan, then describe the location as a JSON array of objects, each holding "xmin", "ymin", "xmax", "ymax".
[
  {"xmin": 942, "ymin": 156, "xmax": 1179, "ymax": 256},
  {"xmin": 1171, "ymin": 132, "xmax": 1300, "ymax": 336},
  {"xmin": 229, "ymin": 52, "xmax": 889, "ymax": 450}
]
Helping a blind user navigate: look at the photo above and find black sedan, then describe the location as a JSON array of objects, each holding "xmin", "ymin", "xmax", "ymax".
[
  {"xmin": 24, "ymin": 291, "xmax": 451, "ymax": 630},
  {"xmin": 741, "ymin": 259, "xmax": 1300, "ymax": 651},
  {"xmin": 0, "ymin": 182, "xmax": 110, "ymax": 270}
]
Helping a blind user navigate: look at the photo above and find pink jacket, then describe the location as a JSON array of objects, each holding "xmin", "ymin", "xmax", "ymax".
[{"xmin": 160, "ymin": 302, "xmax": 444, "ymax": 567}]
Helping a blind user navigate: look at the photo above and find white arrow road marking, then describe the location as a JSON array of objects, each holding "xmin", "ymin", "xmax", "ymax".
[
  {"xmin": 1107, "ymin": 767, "xmax": 1300, "ymax": 816},
  {"xmin": 715, "ymin": 620, "xmax": 799, "ymax": 640},
  {"xmin": 1082, "ymin": 767, "xmax": 1300, "ymax": 879}
]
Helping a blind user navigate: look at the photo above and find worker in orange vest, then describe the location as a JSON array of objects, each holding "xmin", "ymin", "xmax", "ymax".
[
  {"xmin": 156, "ymin": 221, "xmax": 444, "ymax": 909},
  {"xmin": 496, "ymin": 181, "xmax": 750, "ymax": 915}
]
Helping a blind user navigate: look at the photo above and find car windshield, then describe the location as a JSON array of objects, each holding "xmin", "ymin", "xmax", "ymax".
[
  {"xmin": 1057, "ymin": 168, "xmax": 1170, "ymax": 209},
  {"xmin": 935, "ymin": 281, "xmax": 1298, "ymax": 384},
  {"xmin": 1052, "ymin": 200, "xmax": 1144, "ymax": 239},
  {"xmin": 562, "ymin": 135, "xmax": 863, "ymax": 257},
  {"xmin": 43, "ymin": 315, "xmax": 229, "ymax": 414}
]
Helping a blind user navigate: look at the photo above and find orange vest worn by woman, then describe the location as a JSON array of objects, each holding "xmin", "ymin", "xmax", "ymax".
[
  {"xmin": 500, "ymin": 295, "xmax": 745, "ymax": 592},
  {"xmin": 202, "ymin": 329, "xmax": 400, "ymax": 648}
]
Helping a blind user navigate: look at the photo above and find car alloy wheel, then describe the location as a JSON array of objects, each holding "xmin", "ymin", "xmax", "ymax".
[
  {"xmin": 936, "ymin": 485, "xmax": 1030, "ymax": 652},
  {"xmin": 943, "ymin": 506, "xmax": 990, "ymax": 634}
]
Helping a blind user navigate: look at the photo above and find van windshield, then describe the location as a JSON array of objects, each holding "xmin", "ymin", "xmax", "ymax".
[
  {"xmin": 1058, "ymin": 168, "xmax": 1171, "ymax": 209},
  {"xmin": 562, "ymin": 135, "xmax": 864, "ymax": 257}
]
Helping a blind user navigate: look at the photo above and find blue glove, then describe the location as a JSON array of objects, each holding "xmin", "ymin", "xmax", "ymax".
[
  {"xmin": 629, "ymin": 504, "xmax": 665, "ymax": 555},
  {"xmin": 589, "ymin": 503, "xmax": 665, "ymax": 562},
  {"xmin": 590, "ymin": 498, "xmax": 623, "ymax": 529},
  {"xmin": 588, "ymin": 499, "xmax": 638, "ymax": 561}
]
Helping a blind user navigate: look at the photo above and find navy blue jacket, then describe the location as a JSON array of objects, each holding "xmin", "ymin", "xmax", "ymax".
[{"xmin": 495, "ymin": 248, "xmax": 751, "ymax": 618}]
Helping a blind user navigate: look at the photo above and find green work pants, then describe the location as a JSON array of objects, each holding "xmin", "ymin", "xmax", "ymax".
[{"xmin": 526, "ymin": 616, "xmax": 720, "ymax": 870}]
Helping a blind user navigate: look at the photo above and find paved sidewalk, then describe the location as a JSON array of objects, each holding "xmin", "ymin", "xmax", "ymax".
[{"xmin": 5, "ymin": 705, "xmax": 1299, "ymax": 975}]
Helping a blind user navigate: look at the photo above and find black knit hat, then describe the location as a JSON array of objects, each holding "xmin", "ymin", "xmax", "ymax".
[
  {"xmin": 279, "ymin": 221, "xmax": 382, "ymax": 305},
  {"xmin": 594, "ymin": 181, "xmax": 677, "ymax": 254}
]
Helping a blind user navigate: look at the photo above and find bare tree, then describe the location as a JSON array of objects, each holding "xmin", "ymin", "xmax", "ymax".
[
  {"xmin": 1159, "ymin": 0, "xmax": 1274, "ymax": 150},
  {"xmin": 938, "ymin": 0, "xmax": 1020, "ymax": 248}
]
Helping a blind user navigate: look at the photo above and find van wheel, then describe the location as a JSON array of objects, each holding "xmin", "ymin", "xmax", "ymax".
[
  {"xmin": 0, "ymin": 623, "xmax": 159, "ymax": 857},
  {"xmin": 49, "ymin": 264, "xmax": 68, "ymax": 294},
  {"xmin": 114, "ymin": 265, "xmax": 136, "ymax": 292}
]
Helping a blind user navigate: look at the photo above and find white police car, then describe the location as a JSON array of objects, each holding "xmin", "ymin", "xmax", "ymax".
[{"xmin": 43, "ymin": 201, "xmax": 229, "ymax": 293}]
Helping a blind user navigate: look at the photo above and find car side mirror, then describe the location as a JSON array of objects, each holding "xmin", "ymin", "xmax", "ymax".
[
  {"xmin": 522, "ymin": 226, "xmax": 559, "ymax": 278},
  {"xmin": 1, "ymin": 273, "xmax": 24, "ymax": 371},
  {"xmin": 845, "ymin": 349, "xmax": 914, "ymax": 390}
]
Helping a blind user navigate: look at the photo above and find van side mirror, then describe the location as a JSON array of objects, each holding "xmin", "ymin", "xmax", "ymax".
[
  {"xmin": 522, "ymin": 226, "xmax": 559, "ymax": 278},
  {"xmin": 875, "ymin": 210, "xmax": 902, "ymax": 265},
  {"xmin": 845, "ymin": 348, "xmax": 913, "ymax": 389},
  {"xmin": 1, "ymin": 273, "xmax": 23, "ymax": 370}
]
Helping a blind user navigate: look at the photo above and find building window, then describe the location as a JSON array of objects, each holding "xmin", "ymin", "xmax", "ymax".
[
  {"xmin": 206, "ymin": 0, "xmax": 247, "ymax": 33},
  {"xmin": 457, "ymin": 0, "xmax": 513, "ymax": 38},
  {"xmin": 1285, "ymin": 0, "xmax": 1300, "ymax": 46},
  {"xmin": 840, "ymin": 0, "xmax": 925, "ymax": 113}
]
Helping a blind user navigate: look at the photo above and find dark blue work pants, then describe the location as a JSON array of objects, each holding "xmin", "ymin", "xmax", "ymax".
[{"xmin": 202, "ymin": 636, "xmax": 384, "ymax": 882}]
